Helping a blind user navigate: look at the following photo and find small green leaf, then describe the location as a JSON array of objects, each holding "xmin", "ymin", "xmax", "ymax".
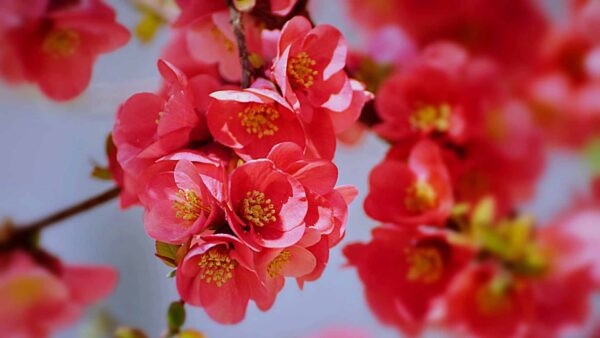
[
  {"xmin": 167, "ymin": 301, "xmax": 186, "ymax": 333},
  {"xmin": 167, "ymin": 269, "xmax": 177, "ymax": 278},
  {"xmin": 91, "ymin": 165, "xmax": 113, "ymax": 180},
  {"xmin": 156, "ymin": 241, "xmax": 181, "ymax": 267},
  {"xmin": 584, "ymin": 137, "xmax": 600, "ymax": 174}
]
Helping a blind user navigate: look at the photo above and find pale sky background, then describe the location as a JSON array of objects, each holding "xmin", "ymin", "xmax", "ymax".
[{"xmin": 0, "ymin": 1, "xmax": 592, "ymax": 337}]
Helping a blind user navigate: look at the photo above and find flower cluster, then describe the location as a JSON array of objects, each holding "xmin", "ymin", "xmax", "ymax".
[
  {"xmin": 344, "ymin": 0, "xmax": 600, "ymax": 337},
  {"xmin": 111, "ymin": 4, "xmax": 368, "ymax": 324},
  {"xmin": 0, "ymin": 0, "xmax": 130, "ymax": 101}
]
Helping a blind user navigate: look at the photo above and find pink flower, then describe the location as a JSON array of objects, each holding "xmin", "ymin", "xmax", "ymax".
[
  {"xmin": 273, "ymin": 16, "xmax": 352, "ymax": 114},
  {"xmin": 176, "ymin": 234, "xmax": 266, "ymax": 324},
  {"xmin": 364, "ymin": 139, "xmax": 453, "ymax": 226},
  {"xmin": 206, "ymin": 87, "xmax": 306, "ymax": 160},
  {"xmin": 112, "ymin": 60, "xmax": 220, "ymax": 207},
  {"xmin": 0, "ymin": 250, "xmax": 117, "ymax": 338},
  {"xmin": 344, "ymin": 225, "xmax": 473, "ymax": 336},
  {"xmin": 0, "ymin": 0, "xmax": 130, "ymax": 100},
  {"xmin": 140, "ymin": 157, "xmax": 225, "ymax": 244},
  {"xmin": 185, "ymin": 11, "xmax": 261, "ymax": 82},
  {"xmin": 226, "ymin": 159, "xmax": 308, "ymax": 249}
]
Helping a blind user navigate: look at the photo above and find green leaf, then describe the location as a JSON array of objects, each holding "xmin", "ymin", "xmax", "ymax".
[
  {"xmin": 167, "ymin": 269, "xmax": 177, "ymax": 278},
  {"xmin": 167, "ymin": 301, "xmax": 186, "ymax": 332},
  {"xmin": 155, "ymin": 241, "xmax": 181, "ymax": 267},
  {"xmin": 178, "ymin": 330, "xmax": 206, "ymax": 338},
  {"xmin": 91, "ymin": 165, "xmax": 113, "ymax": 180},
  {"xmin": 584, "ymin": 137, "xmax": 600, "ymax": 174}
]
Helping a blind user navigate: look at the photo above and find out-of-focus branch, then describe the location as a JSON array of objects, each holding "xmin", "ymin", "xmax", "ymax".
[
  {"xmin": 0, "ymin": 186, "xmax": 121, "ymax": 250},
  {"xmin": 227, "ymin": 0, "xmax": 253, "ymax": 88}
]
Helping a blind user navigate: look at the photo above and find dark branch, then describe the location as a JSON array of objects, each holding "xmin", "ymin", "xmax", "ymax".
[{"xmin": 227, "ymin": 0, "xmax": 252, "ymax": 88}]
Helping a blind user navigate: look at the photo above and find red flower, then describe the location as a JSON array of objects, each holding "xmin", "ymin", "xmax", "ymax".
[
  {"xmin": 273, "ymin": 16, "xmax": 353, "ymax": 114},
  {"xmin": 206, "ymin": 87, "xmax": 306, "ymax": 160},
  {"xmin": 344, "ymin": 225, "xmax": 473, "ymax": 336},
  {"xmin": 176, "ymin": 234, "xmax": 266, "ymax": 324},
  {"xmin": 443, "ymin": 263, "xmax": 535, "ymax": 338},
  {"xmin": 364, "ymin": 139, "xmax": 453, "ymax": 226},
  {"xmin": 227, "ymin": 159, "xmax": 308, "ymax": 249},
  {"xmin": 112, "ymin": 60, "xmax": 220, "ymax": 207},
  {"xmin": 0, "ymin": 0, "xmax": 130, "ymax": 100},
  {"xmin": 140, "ymin": 158, "xmax": 225, "ymax": 244},
  {"xmin": 0, "ymin": 250, "xmax": 117, "ymax": 338}
]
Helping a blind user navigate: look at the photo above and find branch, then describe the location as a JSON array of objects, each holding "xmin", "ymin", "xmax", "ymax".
[
  {"xmin": 0, "ymin": 186, "xmax": 121, "ymax": 250},
  {"xmin": 227, "ymin": 0, "xmax": 252, "ymax": 88}
]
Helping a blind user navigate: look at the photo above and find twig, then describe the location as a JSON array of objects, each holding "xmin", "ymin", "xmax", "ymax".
[
  {"xmin": 227, "ymin": 0, "xmax": 252, "ymax": 88},
  {"xmin": 0, "ymin": 186, "xmax": 121, "ymax": 250}
]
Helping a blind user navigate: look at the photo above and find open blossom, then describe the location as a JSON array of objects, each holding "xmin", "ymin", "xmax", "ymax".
[
  {"xmin": 176, "ymin": 234, "xmax": 265, "ymax": 324},
  {"xmin": 0, "ymin": 0, "xmax": 130, "ymax": 100},
  {"xmin": 0, "ymin": 250, "xmax": 117, "ymax": 338},
  {"xmin": 273, "ymin": 16, "xmax": 352, "ymax": 115},
  {"xmin": 374, "ymin": 43, "xmax": 471, "ymax": 143},
  {"xmin": 344, "ymin": 225, "xmax": 473, "ymax": 336},
  {"xmin": 227, "ymin": 159, "xmax": 308, "ymax": 249},
  {"xmin": 140, "ymin": 157, "xmax": 225, "ymax": 244},
  {"xmin": 207, "ymin": 87, "xmax": 306, "ymax": 160},
  {"xmin": 364, "ymin": 139, "xmax": 453, "ymax": 226}
]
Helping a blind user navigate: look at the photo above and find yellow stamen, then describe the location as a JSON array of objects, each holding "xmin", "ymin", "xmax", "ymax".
[
  {"xmin": 43, "ymin": 29, "xmax": 80, "ymax": 58},
  {"xmin": 288, "ymin": 51, "xmax": 318, "ymax": 89},
  {"xmin": 405, "ymin": 180, "xmax": 438, "ymax": 213},
  {"xmin": 242, "ymin": 190, "xmax": 277, "ymax": 227},
  {"xmin": 267, "ymin": 249, "xmax": 291, "ymax": 278},
  {"xmin": 197, "ymin": 247, "xmax": 237, "ymax": 287},
  {"xmin": 173, "ymin": 189, "xmax": 210, "ymax": 222},
  {"xmin": 406, "ymin": 247, "xmax": 443, "ymax": 283},
  {"xmin": 238, "ymin": 104, "xmax": 280, "ymax": 138},
  {"xmin": 410, "ymin": 104, "xmax": 451, "ymax": 132}
]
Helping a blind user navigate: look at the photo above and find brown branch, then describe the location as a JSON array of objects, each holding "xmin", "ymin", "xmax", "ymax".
[
  {"xmin": 227, "ymin": 0, "xmax": 252, "ymax": 88},
  {"xmin": 0, "ymin": 186, "xmax": 121, "ymax": 250}
]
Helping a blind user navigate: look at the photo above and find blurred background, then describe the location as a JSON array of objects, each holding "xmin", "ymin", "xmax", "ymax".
[{"xmin": 0, "ymin": 0, "xmax": 590, "ymax": 337}]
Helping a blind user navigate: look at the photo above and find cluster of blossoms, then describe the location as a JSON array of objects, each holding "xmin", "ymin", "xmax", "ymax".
[
  {"xmin": 0, "ymin": 0, "xmax": 130, "ymax": 100},
  {"xmin": 110, "ymin": 1, "xmax": 369, "ymax": 324},
  {"xmin": 343, "ymin": 0, "xmax": 600, "ymax": 337}
]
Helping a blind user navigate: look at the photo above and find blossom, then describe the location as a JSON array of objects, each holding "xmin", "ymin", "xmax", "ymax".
[
  {"xmin": 344, "ymin": 225, "xmax": 473, "ymax": 336},
  {"xmin": 273, "ymin": 16, "xmax": 352, "ymax": 114},
  {"xmin": 112, "ymin": 60, "xmax": 220, "ymax": 207},
  {"xmin": 176, "ymin": 234, "xmax": 266, "ymax": 324},
  {"xmin": 226, "ymin": 159, "xmax": 308, "ymax": 249},
  {"xmin": 364, "ymin": 139, "xmax": 453, "ymax": 226},
  {"xmin": 206, "ymin": 87, "xmax": 306, "ymax": 160},
  {"xmin": 0, "ymin": 250, "xmax": 117, "ymax": 338},
  {"xmin": 140, "ymin": 157, "xmax": 225, "ymax": 244},
  {"xmin": 0, "ymin": 0, "xmax": 130, "ymax": 100}
]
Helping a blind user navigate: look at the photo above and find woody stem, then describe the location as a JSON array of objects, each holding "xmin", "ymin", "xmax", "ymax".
[{"xmin": 227, "ymin": 0, "xmax": 252, "ymax": 88}]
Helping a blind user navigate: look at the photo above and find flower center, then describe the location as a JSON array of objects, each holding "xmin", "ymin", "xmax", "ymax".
[
  {"xmin": 267, "ymin": 250, "xmax": 291, "ymax": 278},
  {"xmin": 404, "ymin": 180, "xmax": 438, "ymax": 213},
  {"xmin": 405, "ymin": 247, "xmax": 443, "ymax": 283},
  {"xmin": 211, "ymin": 27, "xmax": 235, "ymax": 53},
  {"xmin": 197, "ymin": 247, "xmax": 237, "ymax": 287},
  {"xmin": 173, "ymin": 189, "xmax": 210, "ymax": 222},
  {"xmin": 242, "ymin": 190, "xmax": 277, "ymax": 227},
  {"xmin": 43, "ymin": 29, "xmax": 80, "ymax": 58},
  {"xmin": 410, "ymin": 104, "xmax": 451, "ymax": 132},
  {"xmin": 288, "ymin": 52, "xmax": 318, "ymax": 89},
  {"xmin": 238, "ymin": 104, "xmax": 280, "ymax": 138}
]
